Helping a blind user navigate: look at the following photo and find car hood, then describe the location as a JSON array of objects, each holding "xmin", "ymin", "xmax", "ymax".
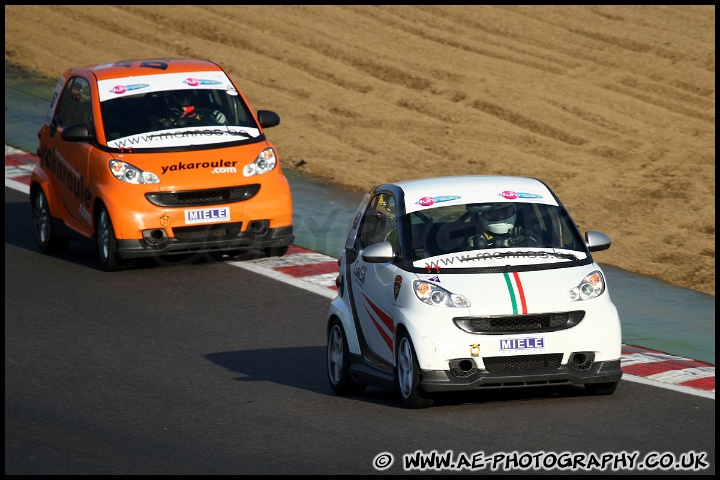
[
  {"xmin": 109, "ymin": 142, "xmax": 272, "ymax": 190},
  {"xmin": 413, "ymin": 259, "xmax": 600, "ymax": 315}
]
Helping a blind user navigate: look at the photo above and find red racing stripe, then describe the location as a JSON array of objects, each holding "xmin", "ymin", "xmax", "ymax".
[
  {"xmin": 363, "ymin": 305, "xmax": 394, "ymax": 351},
  {"xmin": 362, "ymin": 292, "xmax": 394, "ymax": 333},
  {"xmin": 511, "ymin": 271, "xmax": 528, "ymax": 314}
]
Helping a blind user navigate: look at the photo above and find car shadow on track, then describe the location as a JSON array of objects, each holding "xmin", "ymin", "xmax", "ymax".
[{"xmin": 204, "ymin": 346, "xmax": 591, "ymax": 409}]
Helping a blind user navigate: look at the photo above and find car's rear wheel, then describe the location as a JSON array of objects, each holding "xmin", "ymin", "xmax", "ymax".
[
  {"xmin": 32, "ymin": 187, "xmax": 69, "ymax": 254},
  {"xmin": 396, "ymin": 331, "xmax": 433, "ymax": 409},
  {"xmin": 327, "ymin": 318, "xmax": 366, "ymax": 396},
  {"xmin": 96, "ymin": 205, "xmax": 124, "ymax": 272},
  {"xmin": 584, "ymin": 381, "xmax": 618, "ymax": 396}
]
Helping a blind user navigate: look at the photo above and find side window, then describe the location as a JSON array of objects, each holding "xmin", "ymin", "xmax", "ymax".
[
  {"xmin": 56, "ymin": 77, "xmax": 93, "ymax": 129},
  {"xmin": 345, "ymin": 193, "xmax": 371, "ymax": 250},
  {"xmin": 357, "ymin": 193, "xmax": 398, "ymax": 249},
  {"xmin": 381, "ymin": 195, "xmax": 399, "ymax": 249}
]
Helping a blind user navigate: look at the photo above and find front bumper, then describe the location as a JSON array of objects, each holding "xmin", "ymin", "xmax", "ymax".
[
  {"xmin": 419, "ymin": 358, "xmax": 623, "ymax": 393},
  {"xmin": 115, "ymin": 225, "xmax": 294, "ymax": 259}
]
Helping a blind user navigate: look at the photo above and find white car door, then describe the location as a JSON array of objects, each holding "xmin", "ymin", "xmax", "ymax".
[{"xmin": 347, "ymin": 192, "xmax": 400, "ymax": 364}]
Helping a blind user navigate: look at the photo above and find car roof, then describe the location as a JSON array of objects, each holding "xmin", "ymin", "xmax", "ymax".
[
  {"xmin": 384, "ymin": 175, "xmax": 559, "ymax": 212},
  {"xmin": 67, "ymin": 58, "xmax": 223, "ymax": 81}
]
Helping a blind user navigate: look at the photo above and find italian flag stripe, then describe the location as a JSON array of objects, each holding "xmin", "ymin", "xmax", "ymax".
[
  {"xmin": 513, "ymin": 271, "xmax": 528, "ymax": 314},
  {"xmin": 502, "ymin": 272, "xmax": 518, "ymax": 314},
  {"xmin": 503, "ymin": 271, "xmax": 528, "ymax": 315}
]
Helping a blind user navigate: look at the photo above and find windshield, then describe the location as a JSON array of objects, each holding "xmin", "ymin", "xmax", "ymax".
[
  {"xmin": 97, "ymin": 72, "xmax": 259, "ymax": 149},
  {"xmin": 408, "ymin": 201, "xmax": 584, "ymax": 261}
]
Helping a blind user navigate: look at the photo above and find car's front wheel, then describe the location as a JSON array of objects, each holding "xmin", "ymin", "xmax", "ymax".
[
  {"xmin": 327, "ymin": 318, "xmax": 366, "ymax": 396},
  {"xmin": 396, "ymin": 331, "xmax": 433, "ymax": 409},
  {"xmin": 31, "ymin": 187, "xmax": 68, "ymax": 254},
  {"xmin": 96, "ymin": 205, "xmax": 124, "ymax": 272}
]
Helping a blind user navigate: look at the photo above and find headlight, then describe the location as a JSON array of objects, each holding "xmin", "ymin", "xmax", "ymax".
[
  {"xmin": 413, "ymin": 280, "xmax": 470, "ymax": 307},
  {"xmin": 109, "ymin": 160, "xmax": 160, "ymax": 184},
  {"xmin": 243, "ymin": 148, "xmax": 277, "ymax": 177},
  {"xmin": 568, "ymin": 270, "xmax": 606, "ymax": 301}
]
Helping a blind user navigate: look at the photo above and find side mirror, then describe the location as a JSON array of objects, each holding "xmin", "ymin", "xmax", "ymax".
[
  {"xmin": 585, "ymin": 230, "xmax": 611, "ymax": 252},
  {"xmin": 61, "ymin": 123, "xmax": 91, "ymax": 142},
  {"xmin": 257, "ymin": 110, "xmax": 280, "ymax": 129},
  {"xmin": 361, "ymin": 241, "xmax": 395, "ymax": 263}
]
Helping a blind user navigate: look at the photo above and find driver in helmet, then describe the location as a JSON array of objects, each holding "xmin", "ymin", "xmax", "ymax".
[
  {"xmin": 156, "ymin": 91, "xmax": 227, "ymax": 128},
  {"xmin": 467, "ymin": 202, "xmax": 526, "ymax": 249}
]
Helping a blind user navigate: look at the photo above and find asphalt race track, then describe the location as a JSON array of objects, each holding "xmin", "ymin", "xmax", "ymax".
[
  {"xmin": 6, "ymin": 146, "xmax": 716, "ymax": 400},
  {"xmin": 4, "ymin": 63, "xmax": 715, "ymax": 473},
  {"xmin": 5, "ymin": 156, "xmax": 715, "ymax": 475}
]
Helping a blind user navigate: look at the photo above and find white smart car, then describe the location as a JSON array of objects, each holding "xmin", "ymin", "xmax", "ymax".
[{"xmin": 326, "ymin": 175, "xmax": 623, "ymax": 408}]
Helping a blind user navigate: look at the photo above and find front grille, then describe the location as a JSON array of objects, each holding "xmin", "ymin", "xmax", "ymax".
[
  {"xmin": 454, "ymin": 311, "xmax": 584, "ymax": 334},
  {"xmin": 146, "ymin": 184, "xmax": 260, "ymax": 207},
  {"xmin": 172, "ymin": 222, "xmax": 242, "ymax": 240},
  {"xmin": 483, "ymin": 353, "xmax": 563, "ymax": 373}
]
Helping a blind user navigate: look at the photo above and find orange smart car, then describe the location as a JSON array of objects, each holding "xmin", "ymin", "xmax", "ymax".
[{"xmin": 31, "ymin": 58, "xmax": 294, "ymax": 271}]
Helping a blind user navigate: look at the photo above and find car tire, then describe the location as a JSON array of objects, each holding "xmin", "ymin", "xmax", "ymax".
[
  {"xmin": 96, "ymin": 205, "xmax": 124, "ymax": 272},
  {"xmin": 327, "ymin": 318, "xmax": 366, "ymax": 396},
  {"xmin": 396, "ymin": 331, "xmax": 434, "ymax": 409},
  {"xmin": 31, "ymin": 187, "xmax": 69, "ymax": 254},
  {"xmin": 584, "ymin": 381, "xmax": 618, "ymax": 396},
  {"xmin": 264, "ymin": 245, "xmax": 289, "ymax": 257}
]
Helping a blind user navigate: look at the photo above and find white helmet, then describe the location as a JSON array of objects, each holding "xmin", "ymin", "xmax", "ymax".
[{"xmin": 478, "ymin": 202, "xmax": 516, "ymax": 235}]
